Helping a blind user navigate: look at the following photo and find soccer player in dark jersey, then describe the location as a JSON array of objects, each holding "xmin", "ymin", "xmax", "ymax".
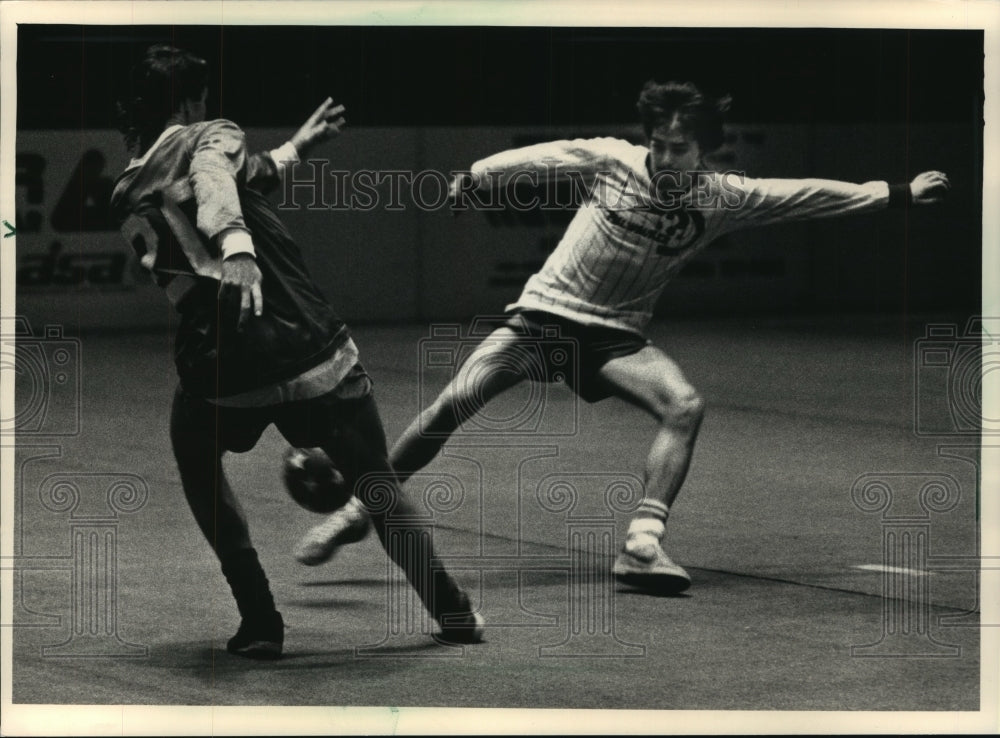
[
  {"xmin": 111, "ymin": 45, "xmax": 483, "ymax": 658},
  {"xmin": 295, "ymin": 80, "xmax": 950, "ymax": 596}
]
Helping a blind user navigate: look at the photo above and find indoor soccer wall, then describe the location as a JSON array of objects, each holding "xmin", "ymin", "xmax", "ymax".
[{"xmin": 14, "ymin": 121, "xmax": 978, "ymax": 331}]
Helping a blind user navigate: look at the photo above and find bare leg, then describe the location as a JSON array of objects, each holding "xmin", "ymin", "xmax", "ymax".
[
  {"xmin": 597, "ymin": 346, "xmax": 705, "ymax": 509},
  {"xmin": 390, "ymin": 326, "xmax": 530, "ymax": 483},
  {"xmin": 295, "ymin": 327, "xmax": 531, "ymax": 567},
  {"xmin": 596, "ymin": 347, "xmax": 705, "ymax": 593}
]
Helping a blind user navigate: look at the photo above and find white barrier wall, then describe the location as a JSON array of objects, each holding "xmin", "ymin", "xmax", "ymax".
[
  {"xmin": 12, "ymin": 127, "xmax": 426, "ymax": 330},
  {"xmin": 13, "ymin": 131, "xmax": 163, "ymax": 332},
  {"xmin": 13, "ymin": 123, "xmax": 978, "ymax": 331}
]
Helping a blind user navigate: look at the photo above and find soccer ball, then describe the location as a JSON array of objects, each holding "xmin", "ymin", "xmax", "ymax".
[{"xmin": 282, "ymin": 446, "xmax": 352, "ymax": 513}]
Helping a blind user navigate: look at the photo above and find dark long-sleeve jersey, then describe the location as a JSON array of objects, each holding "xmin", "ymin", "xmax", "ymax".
[{"xmin": 110, "ymin": 120, "xmax": 352, "ymax": 402}]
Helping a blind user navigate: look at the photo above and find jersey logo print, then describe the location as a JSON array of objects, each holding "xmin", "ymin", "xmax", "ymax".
[
  {"xmin": 652, "ymin": 206, "xmax": 705, "ymax": 255},
  {"xmin": 119, "ymin": 180, "xmax": 222, "ymax": 289},
  {"xmin": 600, "ymin": 204, "xmax": 705, "ymax": 255}
]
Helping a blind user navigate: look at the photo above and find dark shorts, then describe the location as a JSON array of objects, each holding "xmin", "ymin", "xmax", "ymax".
[
  {"xmin": 171, "ymin": 362, "xmax": 376, "ymax": 454},
  {"xmin": 503, "ymin": 310, "xmax": 650, "ymax": 402}
]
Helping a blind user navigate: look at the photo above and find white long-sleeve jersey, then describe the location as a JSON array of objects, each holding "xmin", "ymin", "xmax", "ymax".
[{"xmin": 469, "ymin": 137, "xmax": 893, "ymax": 335}]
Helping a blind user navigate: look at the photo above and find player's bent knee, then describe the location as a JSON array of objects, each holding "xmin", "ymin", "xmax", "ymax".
[{"xmin": 660, "ymin": 389, "xmax": 705, "ymax": 428}]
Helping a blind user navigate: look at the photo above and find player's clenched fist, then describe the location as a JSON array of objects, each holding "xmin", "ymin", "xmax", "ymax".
[
  {"xmin": 910, "ymin": 170, "xmax": 951, "ymax": 205},
  {"xmin": 290, "ymin": 97, "xmax": 347, "ymax": 156}
]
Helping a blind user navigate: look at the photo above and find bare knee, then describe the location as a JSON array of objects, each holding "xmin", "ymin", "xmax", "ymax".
[{"xmin": 657, "ymin": 387, "xmax": 705, "ymax": 430}]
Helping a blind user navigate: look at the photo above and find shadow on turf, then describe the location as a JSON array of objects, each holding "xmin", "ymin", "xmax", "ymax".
[
  {"xmin": 296, "ymin": 576, "xmax": 695, "ymax": 600},
  {"xmin": 142, "ymin": 641, "xmax": 453, "ymax": 683},
  {"xmin": 188, "ymin": 641, "xmax": 452, "ymax": 669},
  {"xmin": 285, "ymin": 597, "xmax": 373, "ymax": 609},
  {"xmin": 295, "ymin": 578, "xmax": 387, "ymax": 588},
  {"xmin": 616, "ymin": 585, "xmax": 692, "ymax": 599}
]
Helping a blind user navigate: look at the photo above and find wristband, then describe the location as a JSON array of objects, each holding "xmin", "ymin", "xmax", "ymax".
[
  {"xmin": 888, "ymin": 183, "xmax": 912, "ymax": 209},
  {"xmin": 219, "ymin": 229, "xmax": 256, "ymax": 260},
  {"xmin": 269, "ymin": 141, "xmax": 300, "ymax": 174}
]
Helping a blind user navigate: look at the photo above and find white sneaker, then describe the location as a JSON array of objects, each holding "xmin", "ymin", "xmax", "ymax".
[
  {"xmin": 293, "ymin": 497, "xmax": 371, "ymax": 566},
  {"xmin": 613, "ymin": 539, "xmax": 691, "ymax": 594}
]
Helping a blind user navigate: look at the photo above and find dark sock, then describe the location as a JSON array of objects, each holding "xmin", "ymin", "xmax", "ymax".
[{"xmin": 219, "ymin": 548, "xmax": 277, "ymax": 620}]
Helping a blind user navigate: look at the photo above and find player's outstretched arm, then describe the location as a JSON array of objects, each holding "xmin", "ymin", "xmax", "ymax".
[
  {"xmin": 448, "ymin": 137, "xmax": 632, "ymax": 214},
  {"xmin": 246, "ymin": 98, "xmax": 346, "ymax": 193},
  {"xmin": 726, "ymin": 169, "xmax": 952, "ymax": 230},
  {"xmin": 910, "ymin": 170, "xmax": 950, "ymax": 205}
]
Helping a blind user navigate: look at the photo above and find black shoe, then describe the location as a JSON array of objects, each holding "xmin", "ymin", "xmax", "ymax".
[
  {"xmin": 434, "ymin": 593, "xmax": 485, "ymax": 646},
  {"xmin": 226, "ymin": 611, "xmax": 284, "ymax": 659},
  {"xmin": 435, "ymin": 610, "xmax": 486, "ymax": 645}
]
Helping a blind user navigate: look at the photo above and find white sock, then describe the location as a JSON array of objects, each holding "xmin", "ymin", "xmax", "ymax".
[{"xmin": 626, "ymin": 499, "xmax": 668, "ymax": 551}]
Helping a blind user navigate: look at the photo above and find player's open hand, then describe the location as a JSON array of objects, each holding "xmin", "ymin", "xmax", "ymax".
[
  {"xmin": 910, "ymin": 171, "xmax": 950, "ymax": 205},
  {"xmin": 219, "ymin": 253, "xmax": 264, "ymax": 331},
  {"xmin": 290, "ymin": 97, "xmax": 347, "ymax": 157}
]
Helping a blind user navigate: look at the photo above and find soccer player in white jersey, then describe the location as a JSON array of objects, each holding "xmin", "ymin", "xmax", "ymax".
[{"xmin": 296, "ymin": 80, "xmax": 950, "ymax": 595}]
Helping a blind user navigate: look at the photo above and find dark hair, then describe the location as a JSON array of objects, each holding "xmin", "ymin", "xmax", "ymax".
[
  {"xmin": 636, "ymin": 81, "xmax": 731, "ymax": 153},
  {"xmin": 116, "ymin": 45, "xmax": 208, "ymax": 156}
]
